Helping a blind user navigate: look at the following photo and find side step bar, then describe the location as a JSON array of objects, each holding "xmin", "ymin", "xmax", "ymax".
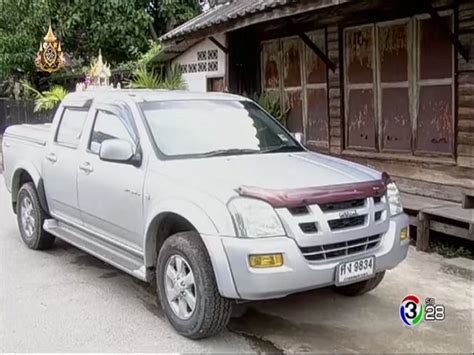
[{"xmin": 44, "ymin": 219, "xmax": 147, "ymax": 281}]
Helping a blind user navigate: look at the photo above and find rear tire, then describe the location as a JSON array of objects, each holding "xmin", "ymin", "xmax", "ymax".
[
  {"xmin": 157, "ymin": 231, "xmax": 232, "ymax": 339},
  {"xmin": 16, "ymin": 182, "xmax": 55, "ymax": 250},
  {"xmin": 334, "ymin": 271, "xmax": 385, "ymax": 297}
]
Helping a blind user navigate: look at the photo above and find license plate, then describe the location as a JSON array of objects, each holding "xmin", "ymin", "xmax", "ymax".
[{"xmin": 336, "ymin": 256, "xmax": 375, "ymax": 285}]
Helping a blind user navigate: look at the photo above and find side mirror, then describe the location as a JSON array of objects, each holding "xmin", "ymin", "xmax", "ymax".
[
  {"xmin": 292, "ymin": 132, "xmax": 304, "ymax": 144},
  {"xmin": 99, "ymin": 139, "xmax": 135, "ymax": 163}
]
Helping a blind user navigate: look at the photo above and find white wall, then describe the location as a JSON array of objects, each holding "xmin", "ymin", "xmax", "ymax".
[{"xmin": 171, "ymin": 33, "xmax": 227, "ymax": 92}]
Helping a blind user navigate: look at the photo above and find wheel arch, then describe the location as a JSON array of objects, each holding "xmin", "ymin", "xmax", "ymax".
[
  {"xmin": 144, "ymin": 200, "xmax": 219, "ymax": 269},
  {"xmin": 144, "ymin": 203, "xmax": 239, "ymax": 299},
  {"xmin": 11, "ymin": 165, "xmax": 49, "ymax": 214}
]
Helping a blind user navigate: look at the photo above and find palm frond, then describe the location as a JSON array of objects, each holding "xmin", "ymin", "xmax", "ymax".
[
  {"xmin": 256, "ymin": 91, "xmax": 288, "ymax": 125},
  {"xmin": 127, "ymin": 66, "xmax": 161, "ymax": 89},
  {"xmin": 128, "ymin": 65, "xmax": 186, "ymax": 90},
  {"xmin": 21, "ymin": 80, "xmax": 42, "ymax": 98},
  {"xmin": 23, "ymin": 83, "xmax": 67, "ymax": 112},
  {"xmin": 161, "ymin": 65, "xmax": 187, "ymax": 90}
]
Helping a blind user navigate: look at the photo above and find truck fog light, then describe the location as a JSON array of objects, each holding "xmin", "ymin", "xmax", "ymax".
[
  {"xmin": 400, "ymin": 227, "xmax": 409, "ymax": 240},
  {"xmin": 248, "ymin": 254, "xmax": 283, "ymax": 268}
]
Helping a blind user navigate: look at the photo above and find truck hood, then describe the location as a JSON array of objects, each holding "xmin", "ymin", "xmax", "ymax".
[{"xmin": 161, "ymin": 152, "xmax": 381, "ymax": 203}]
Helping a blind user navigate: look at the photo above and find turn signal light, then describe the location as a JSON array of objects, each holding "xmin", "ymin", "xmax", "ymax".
[
  {"xmin": 400, "ymin": 227, "xmax": 409, "ymax": 240},
  {"xmin": 248, "ymin": 254, "xmax": 283, "ymax": 268}
]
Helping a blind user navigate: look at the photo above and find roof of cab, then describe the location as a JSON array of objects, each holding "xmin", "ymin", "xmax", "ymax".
[{"xmin": 61, "ymin": 89, "xmax": 248, "ymax": 107}]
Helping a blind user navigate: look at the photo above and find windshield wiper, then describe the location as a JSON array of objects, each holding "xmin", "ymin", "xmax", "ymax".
[
  {"xmin": 261, "ymin": 144, "xmax": 303, "ymax": 154},
  {"xmin": 199, "ymin": 148, "xmax": 261, "ymax": 157}
]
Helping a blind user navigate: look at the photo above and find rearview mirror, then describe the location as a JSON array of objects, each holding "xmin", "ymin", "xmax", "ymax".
[{"xmin": 99, "ymin": 139, "xmax": 134, "ymax": 163}]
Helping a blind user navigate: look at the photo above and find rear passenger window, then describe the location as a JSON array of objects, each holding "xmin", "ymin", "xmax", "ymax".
[
  {"xmin": 89, "ymin": 111, "xmax": 134, "ymax": 154},
  {"xmin": 56, "ymin": 108, "xmax": 88, "ymax": 147}
]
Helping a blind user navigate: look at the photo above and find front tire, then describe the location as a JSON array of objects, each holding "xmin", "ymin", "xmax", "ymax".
[
  {"xmin": 157, "ymin": 232, "xmax": 232, "ymax": 339},
  {"xmin": 16, "ymin": 182, "xmax": 55, "ymax": 250},
  {"xmin": 334, "ymin": 271, "xmax": 385, "ymax": 297}
]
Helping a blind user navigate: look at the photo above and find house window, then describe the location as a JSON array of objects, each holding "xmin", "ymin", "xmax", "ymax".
[
  {"xmin": 261, "ymin": 29, "xmax": 329, "ymax": 146},
  {"xmin": 197, "ymin": 51, "xmax": 207, "ymax": 61},
  {"xmin": 208, "ymin": 49, "xmax": 218, "ymax": 60},
  {"xmin": 343, "ymin": 15, "xmax": 454, "ymax": 156},
  {"xmin": 198, "ymin": 62, "xmax": 207, "ymax": 72},
  {"xmin": 208, "ymin": 61, "xmax": 218, "ymax": 72}
]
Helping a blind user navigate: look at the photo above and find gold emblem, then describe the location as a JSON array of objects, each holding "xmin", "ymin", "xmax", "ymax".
[{"xmin": 35, "ymin": 24, "xmax": 65, "ymax": 73}]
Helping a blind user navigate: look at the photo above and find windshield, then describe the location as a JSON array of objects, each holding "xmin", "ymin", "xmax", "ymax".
[{"xmin": 140, "ymin": 99, "xmax": 304, "ymax": 159}]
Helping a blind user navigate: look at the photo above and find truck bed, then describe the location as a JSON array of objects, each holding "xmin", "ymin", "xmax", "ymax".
[
  {"xmin": 2, "ymin": 123, "xmax": 52, "ymax": 193},
  {"xmin": 4, "ymin": 123, "xmax": 52, "ymax": 146}
]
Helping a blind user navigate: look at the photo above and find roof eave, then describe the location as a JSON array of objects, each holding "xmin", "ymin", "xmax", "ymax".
[{"xmin": 160, "ymin": 0, "xmax": 353, "ymax": 45}]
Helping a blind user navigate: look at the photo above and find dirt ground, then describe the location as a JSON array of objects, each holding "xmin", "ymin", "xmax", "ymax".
[{"xmin": 1, "ymin": 175, "xmax": 472, "ymax": 353}]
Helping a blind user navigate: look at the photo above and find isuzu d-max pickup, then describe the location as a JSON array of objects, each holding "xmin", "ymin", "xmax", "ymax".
[{"xmin": 2, "ymin": 89, "xmax": 409, "ymax": 338}]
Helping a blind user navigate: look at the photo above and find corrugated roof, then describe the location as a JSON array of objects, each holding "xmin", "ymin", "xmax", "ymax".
[{"xmin": 160, "ymin": 0, "xmax": 294, "ymax": 42}]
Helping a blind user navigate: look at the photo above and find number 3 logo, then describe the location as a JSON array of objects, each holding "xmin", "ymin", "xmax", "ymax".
[
  {"xmin": 404, "ymin": 301, "xmax": 417, "ymax": 319},
  {"xmin": 400, "ymin": 295, "xmax": 424, "ymax": 327}
]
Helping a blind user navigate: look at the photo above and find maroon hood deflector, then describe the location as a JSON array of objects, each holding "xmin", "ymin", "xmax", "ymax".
[{"xmin": 237, "ymin": 180, "xmax": 387, "ymax": 208}]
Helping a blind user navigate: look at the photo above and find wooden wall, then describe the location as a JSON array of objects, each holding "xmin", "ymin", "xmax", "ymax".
[
  {"xmin": 322, "ymin": 1, "xmax": 474, "ymax": 201},
  {"xmin": 327, "ymin": 26, "xmax": 343, "ymax": 155},
  {"xmin": 232, "ymin": 0, "xmax": 473, "ymax": 200},
  {"xmin": 457, "ymin": 0, "xmax": 474, "ymax": 168}
]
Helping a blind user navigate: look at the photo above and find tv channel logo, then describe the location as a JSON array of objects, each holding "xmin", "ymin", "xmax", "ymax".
[{"xmin": 400, "ymin": 294, "xmax": 445, "ymax": 327}]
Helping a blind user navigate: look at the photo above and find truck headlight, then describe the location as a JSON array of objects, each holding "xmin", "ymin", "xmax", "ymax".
[
  {"xmin": 227, "ymin": 197, "xmax": 285, "ymax": 238},
  {"xmin": 387, "ymin": 181, "xmax": 403, "ymax": 216}
]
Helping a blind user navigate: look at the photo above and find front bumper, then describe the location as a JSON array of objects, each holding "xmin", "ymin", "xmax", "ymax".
[{"xmin": 202, "ymin": 213, "xmax": 409, "ymax": 300}]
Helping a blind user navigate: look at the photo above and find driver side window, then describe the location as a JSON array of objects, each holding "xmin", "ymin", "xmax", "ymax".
[{"xmin": 89, "ymin": 110, "xmax": 134, "ymax": 154}]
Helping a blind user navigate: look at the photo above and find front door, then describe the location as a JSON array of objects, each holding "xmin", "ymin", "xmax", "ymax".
[
  {"xmin": 43, "ymin": 107, "xmax": 89, "ymax": 225},
  {"xmin": 77, "ymin": 106, "xmax": 145, "ymax": 250}
]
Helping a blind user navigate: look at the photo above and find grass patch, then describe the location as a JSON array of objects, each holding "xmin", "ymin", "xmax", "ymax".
[{"xmin": 429, "ymin": 232, "xmax": 473, "ymax": 259}]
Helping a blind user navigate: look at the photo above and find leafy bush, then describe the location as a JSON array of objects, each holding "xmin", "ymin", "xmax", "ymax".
[
  {"xmin": 128, "ymin": 65, "xmax": 186, "ymax": 90},
  {"xmin": 160, "ymin": 65, "xmax": 186, "ymax": 90},
  {"xmin": 255, "ymin": 91, "xmax": 288, "ymax": 125},
  {"xmin": 128, "ymin": 67, "xmax": 161, "ymax": 89},
  {"xmin": 137, "ymin": 41, "xmax": 162, "ymax": 68},
  {"xmin": 23, "ymin": 82, "xmax": 67, "ymax": 112}
]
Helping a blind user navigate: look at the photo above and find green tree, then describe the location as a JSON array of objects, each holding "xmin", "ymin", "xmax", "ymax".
[
  {"xmin": 0, "ymin": 0, "xmax": 153, "ymax": 80},
  {"xmin": 148, "ymin": 0, "xmax": 201, "ymax": 40},
  {"xmin": 0, "ymin": 0, "xmax": 201, "ymax": 84}
]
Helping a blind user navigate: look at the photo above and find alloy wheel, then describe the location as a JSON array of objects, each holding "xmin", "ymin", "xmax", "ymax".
[{"xmin": 164, "ymin": 254, "xmax": 197, "ymax": 320}]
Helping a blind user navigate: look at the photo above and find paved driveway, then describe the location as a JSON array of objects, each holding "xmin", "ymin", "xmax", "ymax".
[{"xmin": 0, "ymin": 175, "xmax": 472, "ymax": 352}]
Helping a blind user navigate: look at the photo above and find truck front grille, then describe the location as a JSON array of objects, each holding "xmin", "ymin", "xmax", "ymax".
[
  {"xmin": 328, "ymin": 215, "xmax": 366, "ymax": 230},
  {"xmin": 288, "ymin": 206, "xmax": 309, "ymax": 216},
  {"xmin": 299, "ymin": 234, "xmax": 382, "ymax": 261},
  {"xmin": 299, "ymin": 222, "xmax": 318, "ymax": 233},
  {"xmin": 319, "ymin": 198, "xmax": 365, "ymax": 212}
]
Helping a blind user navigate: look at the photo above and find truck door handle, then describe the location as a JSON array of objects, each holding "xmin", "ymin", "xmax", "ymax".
[
  {"xmin": 79, "ymin": 162, "xmax": 94, "ymax": 174},
  {"xmin": 46, "ymin": 153, "xmax": 57, "ymax": 163}
]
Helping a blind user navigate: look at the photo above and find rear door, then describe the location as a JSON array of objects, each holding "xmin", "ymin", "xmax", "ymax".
[
  {"xmin": 43, "ymin": 106, "xmax": 90, "ymax": 225},
  {"xmin": 76, "ymin": 102, "xmax": 145, "ymax": 250}
]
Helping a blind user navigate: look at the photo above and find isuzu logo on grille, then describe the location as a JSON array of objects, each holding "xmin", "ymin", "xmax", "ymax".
[{"xmin": 339, "ymin": 209, "xmax": 358, "ymax": 218}]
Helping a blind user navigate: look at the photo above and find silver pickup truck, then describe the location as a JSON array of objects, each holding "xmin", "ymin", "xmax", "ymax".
[{"xmin": 2, "ymin": 89, "xmax": 409, "ymax": 339}]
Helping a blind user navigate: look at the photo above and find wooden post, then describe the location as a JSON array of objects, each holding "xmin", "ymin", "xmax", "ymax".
[
  {"xmin": 422, "ymin": 0, "xmax": 469, "ymax": 62},
  {"xmin": 298, "ymin": 32, "xmax": 336, "ymax": 72},
  {"xmin": 209, "ymin": 36, "xmax": 228, "ymax": 54},
  {"xmin": 416, "ymin": 212, "xmax": 431, "ymax": 252}
]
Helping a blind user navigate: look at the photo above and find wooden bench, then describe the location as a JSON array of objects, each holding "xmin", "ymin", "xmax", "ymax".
[{"xmin": 401, "ymin": 193, "xmax": 474, "ymax": 252}]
